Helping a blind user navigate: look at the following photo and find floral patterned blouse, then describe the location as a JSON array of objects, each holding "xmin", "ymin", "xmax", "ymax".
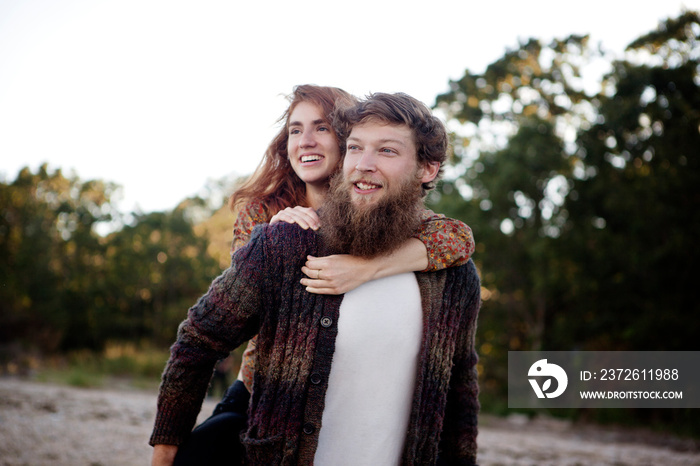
[{"xmin": 232, "ymin": 198, "xmax": 475, "ymax": 391}]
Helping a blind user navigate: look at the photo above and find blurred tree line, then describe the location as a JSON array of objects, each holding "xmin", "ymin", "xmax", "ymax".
[
  {"xmin": 431, "ymin": 10, "xmax": 699, "ymax": 430},
  {"xmin": 0, "ymin": 9, "xmax": 697, "ymax": 432},
  {"xmin": 0, "ymin": 165, "xmax": 226, "ymax": 353}
]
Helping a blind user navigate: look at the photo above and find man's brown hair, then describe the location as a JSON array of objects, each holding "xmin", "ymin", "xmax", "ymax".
[{"xmin": 334, "ymin": 92, "xmax": 448, "ymax": 194}]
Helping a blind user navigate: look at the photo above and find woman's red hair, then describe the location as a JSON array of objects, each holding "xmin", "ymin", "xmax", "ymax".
[{"xmin": 229, "ymin": 85, "xmax": 357, "ymax": 217}]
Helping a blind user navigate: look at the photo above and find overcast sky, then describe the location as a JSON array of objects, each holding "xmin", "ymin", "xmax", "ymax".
[{"xmin": 1, "ymin": 0, "xmax": 697, "ymax": 213}]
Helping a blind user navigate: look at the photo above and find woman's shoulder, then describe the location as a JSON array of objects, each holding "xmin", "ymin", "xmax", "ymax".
[{"xmin": 239, "ymin": 198, "xmax": 269, "ymax": 219}]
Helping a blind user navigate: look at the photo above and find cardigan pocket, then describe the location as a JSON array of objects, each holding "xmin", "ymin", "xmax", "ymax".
[{"xmin": 241, "ymin": 431, "xmax": 285, "ymax": 464}]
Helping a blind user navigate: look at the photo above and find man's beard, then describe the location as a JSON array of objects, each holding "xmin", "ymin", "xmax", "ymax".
[{"xmin": 318, "ymin": 172, "xmax": 424, "ymax": 258}]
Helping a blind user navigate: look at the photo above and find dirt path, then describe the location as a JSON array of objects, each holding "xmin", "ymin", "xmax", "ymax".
[{"xmin": 0, "ymin": 378, "xmax": 698, "ymax": 465}]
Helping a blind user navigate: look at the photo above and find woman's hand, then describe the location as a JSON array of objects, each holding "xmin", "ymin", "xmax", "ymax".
[
  {"xmin": 301, "ymin": 255, "xmax": 376, "ymax": 295},
  {"xmin": 269, "ymin": 206, "xmax": 320, "ymax": 230},
  {"xmin": 301, "ymin": 239, "xmax": 430, "ymax": 295}
]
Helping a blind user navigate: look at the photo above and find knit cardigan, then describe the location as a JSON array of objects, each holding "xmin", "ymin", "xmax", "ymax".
[{"xmin": 150, "ymin": 222, "xmax": 481, "ymax": 465}]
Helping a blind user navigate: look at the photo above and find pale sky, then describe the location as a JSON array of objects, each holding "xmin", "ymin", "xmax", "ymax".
[{"xmin": 1, "ymin": 0, "xmax": 697, "ymax": 213}]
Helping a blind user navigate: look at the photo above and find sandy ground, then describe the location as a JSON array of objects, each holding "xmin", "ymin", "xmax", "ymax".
[{"xmin": 0, "ymin": 377, "xmax": 698, "ymax": 466}]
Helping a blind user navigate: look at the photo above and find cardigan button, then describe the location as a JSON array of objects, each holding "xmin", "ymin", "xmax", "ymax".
[
  {"xmin": 320, "ymin": 316, "xmax": 333, "ymax": 328},
  {"xmin": 310, "ymin": 373, "xmax": 322, "ymax": 385},
  {"xmin": 302, "ymin": 423, "xmax": 316, "ymax": 435}
]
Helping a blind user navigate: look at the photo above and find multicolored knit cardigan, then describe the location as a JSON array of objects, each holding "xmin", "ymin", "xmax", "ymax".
[{"xmin": 150, "ymin": 222, "xmax": 481, "ymax": 465}]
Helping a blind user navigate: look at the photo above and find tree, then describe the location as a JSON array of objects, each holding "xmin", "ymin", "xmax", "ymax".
[
  {"xmin": 430, "ymin": 11, "xmax": 699, "ymax": 411},
  {"xmin": 103, "ymin": 199, "xmax": 221, "ymax": 346},
  {"xmin": 557, "ymin": 10, "xmax": 700, "ymax": 351},
  {"xmin": 431, "ymin": 35, "xmax": 598, "ymax": 402},
  {"xmin": 0, "ymin": 165, "xmax": 222, "ymax": 352},
  {"xmin": 0, "ymin": 165, "xmax": 117, "ymax": 350}
]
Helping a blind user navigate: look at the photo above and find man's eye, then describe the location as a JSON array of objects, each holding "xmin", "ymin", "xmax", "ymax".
[
  {"xmin": 347, "ymin": 145, "xmax": 360, "ymax": 151},
  {"xmin": 318, "ymin": 126, "xmax": 329, "ymax": 132}
]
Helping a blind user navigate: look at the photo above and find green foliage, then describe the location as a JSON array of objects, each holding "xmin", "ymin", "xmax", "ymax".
[
  {"xmin": 0, "ymin": 164, "xmax": 221, "ymax": 354},
  {"xmin": 436, "ymin": 35, "xmax": 593, "ymax": 126},
  {"xmin": 430, "ymin": 10, "xmax": 699, "ymax": 432},
  {"xmin": 102, "ymin": 205, "xmax": 221, "ymax": 346},
  {"xmin": 559, "ymin": 10, "xmax": 700, "ymax": 351},
  {"xmin": 0, "ymin": 165, "xmax": 117, "ymax": 351}
]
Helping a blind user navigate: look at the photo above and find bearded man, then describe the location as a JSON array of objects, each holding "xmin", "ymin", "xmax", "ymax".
[{"xmin": 151, "ymin": 92, "xmax": 481, "ymax": 466}]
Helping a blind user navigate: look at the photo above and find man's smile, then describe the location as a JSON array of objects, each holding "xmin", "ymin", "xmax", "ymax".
[{"xmin": 351, "ymin": 179, "xmax": 383, "ymax": 193}]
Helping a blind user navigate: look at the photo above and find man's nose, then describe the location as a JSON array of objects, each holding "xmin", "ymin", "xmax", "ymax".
[{"xmin": 354, "ymin": 151, "xmax": 377, "ymax": 172}]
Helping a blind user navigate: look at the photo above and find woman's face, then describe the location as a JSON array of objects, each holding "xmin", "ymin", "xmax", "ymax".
[{"xmin": 286, "ymin": 101, "xmax": 341, "ymax": 188}]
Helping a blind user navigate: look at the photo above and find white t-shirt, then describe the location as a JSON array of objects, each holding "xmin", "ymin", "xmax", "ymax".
[{"xmin": 313, "ymin": 273, "xmax": 423, "ymax": 466}]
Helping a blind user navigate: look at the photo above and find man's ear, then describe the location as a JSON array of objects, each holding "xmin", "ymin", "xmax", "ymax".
[{"xmin": 419, "ymin": 162, "xmax": 440, "ymax": 184}]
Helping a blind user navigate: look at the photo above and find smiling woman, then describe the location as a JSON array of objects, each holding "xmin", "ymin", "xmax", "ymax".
[
  {"xmin": 286, "ymin": 101, "xmax": 343, "ymax": 209},
  {"xmin": 228, "ymin": 85, "xmax": 356, "ymax": 229}
]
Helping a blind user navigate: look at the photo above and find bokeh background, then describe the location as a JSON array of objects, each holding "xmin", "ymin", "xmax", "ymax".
[{"xmin": 1, "ymin": 0, "xmax": 699, "ymax": 442}]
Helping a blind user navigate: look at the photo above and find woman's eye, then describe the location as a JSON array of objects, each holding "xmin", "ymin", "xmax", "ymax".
[{"xmin": 290, "ymin": 128, "xmax": 301, "ymax": 135}]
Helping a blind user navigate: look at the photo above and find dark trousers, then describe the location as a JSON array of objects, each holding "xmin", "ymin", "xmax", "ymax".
[{"xmin": 173, "ymin": 379, "xmax": 250, "ymax": 466}]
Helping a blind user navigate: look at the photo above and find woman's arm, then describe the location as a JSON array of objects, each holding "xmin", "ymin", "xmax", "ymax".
[
  {"xmin": 300, "ymin": 209, "xmax": 475, "ymax": 295},
  {"xmin": 300, "ymin": 239, "xmax": 427, "ymax": 294},
  {"xmin": 415, "ymin": 209, "xmax": 475, "ymax": 272},
  {"xmin": 231, "ymin": 199, "xmax": 269, "ymax": 253}
]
